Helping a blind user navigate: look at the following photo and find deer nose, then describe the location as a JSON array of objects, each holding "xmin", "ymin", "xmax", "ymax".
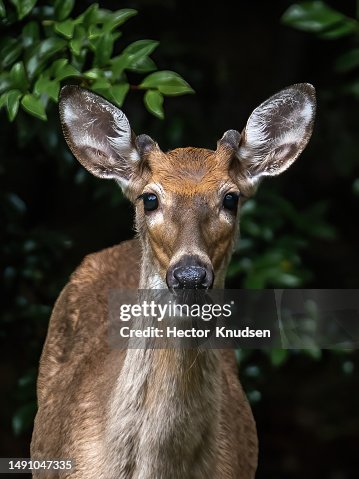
[
  {"xmin": 166, "ymin": 260, "xmax": 214, "ymax": 290},
  {"xmin": 174, "ymin": 266, "xmax": 206, "ymax": 289}
]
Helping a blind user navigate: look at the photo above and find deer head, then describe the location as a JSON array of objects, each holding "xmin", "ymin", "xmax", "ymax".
[{"xmin": 59, "ymin": 84, "xmax": 315, "ymax": 289}]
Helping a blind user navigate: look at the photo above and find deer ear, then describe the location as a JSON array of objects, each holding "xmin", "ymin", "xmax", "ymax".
[
  {"xmin": 237, "ymin": 83, "xmax": 316, "ymax": 182},
  {"xmin": 59, "ymin": 86, "xmax": 155, "ymax": 193}
]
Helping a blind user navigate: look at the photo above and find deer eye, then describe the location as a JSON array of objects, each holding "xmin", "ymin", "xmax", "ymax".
[
  {"xmin": 223, "ymin": 193, "xmax": 239, "ymax": 212},
  {"xmin": 142, "ymin": 193, "xmax": 158, "ymax": 211}
]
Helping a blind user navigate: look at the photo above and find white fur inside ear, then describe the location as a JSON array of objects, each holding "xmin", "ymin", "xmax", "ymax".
[
  {"xmin": 62, "ymin": 102, "xmax": 109, "ymax": 154},
  {"xmin": 108, "ymin": 111, "xmax": 140, "ymax": 164},
  {"xmin": 62, "ymin": 88, "xmax": 140, "ymax": 163},
  {"xmin": 59, "ymin": 87, "xmax": 143, "ymax": 188},
  {"xmin": 238, "ymin": 84, "xmax": 316, "ymax": 180},
  {"xmin": 62, "ymin": 102, "xmax": 79, "ymax": 124}
]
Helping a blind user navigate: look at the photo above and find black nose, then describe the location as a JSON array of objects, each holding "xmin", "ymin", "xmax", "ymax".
[
  {"xmin": 174, "ymin": 266, "xmax": 206, "ymax": 289},
  {"xmin": 166, "ymin": 259, "xmax": 214, "ymax": 290}
]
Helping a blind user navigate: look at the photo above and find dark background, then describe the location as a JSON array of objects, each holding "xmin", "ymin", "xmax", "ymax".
[{"xmin": 1, "ymin": 1, "xmax": 359, "ymax": 478}]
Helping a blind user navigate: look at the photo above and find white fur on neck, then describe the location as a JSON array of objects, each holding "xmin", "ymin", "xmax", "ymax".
[
  {"xmin": 104, "ymin": 348, "xmax": 221, "ymax": 478},
  {"xmin": 101, "ymin": 244, "xmax": 223, "ymax": 478}
]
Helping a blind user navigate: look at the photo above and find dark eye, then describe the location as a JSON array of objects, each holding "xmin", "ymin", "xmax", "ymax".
[
  {"xmin": 142, "ymin": 193, "xmax": 158, "ymax": 212},
  {"xmin": 223, "ymin": 193, "xmax": 239, "ymax": 211}
]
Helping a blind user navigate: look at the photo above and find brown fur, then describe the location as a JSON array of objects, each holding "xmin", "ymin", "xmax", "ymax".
[
  {"xmin": 31, "ymin": 239, "xmax": 258, "ymax": 478},
  {"xmin": 132, "ymin": 146, "xmax": 246, "ymax": 285},
  {"xmin": 32, "ymin": 82, "xmax": 317, "ymax": 478},
  {"xmin": 147, "ymin": 146, "xmax": 255, "ymax": 197}
]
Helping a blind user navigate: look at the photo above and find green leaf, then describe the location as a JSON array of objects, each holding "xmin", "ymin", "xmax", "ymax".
[
  {"xmin": 4, "ymin": 89, "xmax": 22, "ymax": 121},
  {"xmin": 10, "ymin": 62, "xmax": 29, "ymax": 91},
  {"xmin": 69, "ymin": 25, "xmax": 86, "ymax": 56},
  {"xmin": 77, "ymin": 3, "xmax": 99, "ymax": 28},
  {"xmin": 270, "ymin": 349, "xmax": 288, "ymax": 367},
  {"xmin": 77, "ymin": 4, "xmax": 120, "ymax": 28},
  {"xmin": 0, "ymin": 0, "xmax": 6, "ymax": 18},
  {"xmin": 91, "ymin": 78, "xmax": 112, "ymax": 90},
  {"xmin": 276, "ymin": 273, "xmax": 302, "ymax": 287},
  {"xmin": 93, "ymin": 32, "xmax": 115, "ymax": 67},
  {"xmin": 112, "ymin": 41, "xmax": 159, "ymax": 77},
  {"xmin": 21, "ymin": 94, "xmax": 47, "ymax": 120},
  {"xmin": 282, "ymin": 1, "xmax": 354, "ymax": 33},
  {"xmin": 55, "ymin": 19, "xmax": 75, "ymax": 39},
  {"xmin": 83, "ymin": 68, "xmax": 104, "ymax": 80},
  {"xmin": 54, "ymin": 0, "xmax": 74, "ymax": 21},
  {"xmin": 157, "ymin": 84, "xmax": 195, "ymax": 96},
  {"xmin": 54, "ymin": 60, "xmax": 81, "ymax": 81},
  {"xmin": 51, "ymin": 60, "xmax": 80, "ymax": 80},
  {"xmin": 7, "ymin": 90, "xmax": 22, "ymax": 121},
  {"xmin": 10, "ymin": 0, "xmax": 37, "ymax": 20},
  {"xmin": 57, "ymin": 65, "xmax": 80, "ymax": 80},
  {"xmin": 88, "ymin": 25, "xmax": 102, "ymax": 40},
  {"xmin": 22, "ymin": 21, "xmax": 40, "ymax": 49},
  {"xmin": 69, "ymin": 38, "xmax": 82, "ymax": 56},
  {"xmin": 26, "ymin": 38, "xmax": 66, "ymax": 79},
  {"xmin": 140, "ymin": 70, "xmax": 194, "ymax": 96},
  {"xmin": 123, "ymin": 39, "xmax": 159, "ymax": 61},
  {"xmin": 111, "ymin": 54, "xmax": 129, "ymax": 77},
  {"xmin": 34, "ymin": 77, "xmax": 60, "ymax": 102},
  {"xmin": 103, "ymin": 8, "xmax": 137, "ymax": 32},
  {"xmin": 318, "ymin": 21, "xmax": 357, "ymax": 39},
  {"xmin": 111, "ymin": 40, "xmax": 159, "ymax": 77},
  {"xmin": 109, "ymin": 83, "xmax": 129, "ymax": 107},
  {"xmin": 0, "ymin": 73, "xmax": 12, "ymax": 94},
  {"xmin": 38, "ymin": 38, "xmax": 67, "ymax": 60},
  {"xmin": 12, "ymin": 402, "xmax": 37, "ymax": 436},
  {"xmin": 0, "ymin": 93, "xmax": 7, "ymax": 110},
  {"xmin": 50, "ymin": 58, "xmax": 68, "ymax": 76},
  {"xmin": 304, "ymin": 348, "xmax": 322, "ymax": 360},
  {"xmin": 144, "ymin": 90, "xmax": 164, "ymax": 119},
  {"xmin": 127, "ymin": 56, "xmax": 157, "ymax": 73},
  {"xmin": 0, "ymin": 38, "xmax": 22, "ymax": 69}
]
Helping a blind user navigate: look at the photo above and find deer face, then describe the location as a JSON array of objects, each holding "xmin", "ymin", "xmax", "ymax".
[
  {"xmin": 134, "ymin": 145, "xmax": 245, "ymax": 289},
  {"xmin": 60, "ymin": 84, "xmax": 315, "ymax": 289}
]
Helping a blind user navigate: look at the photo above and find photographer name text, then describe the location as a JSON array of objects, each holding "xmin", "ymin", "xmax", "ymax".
[{"xmin": 118, "ymin": 326, "xmax": 271, "ymax": 339}]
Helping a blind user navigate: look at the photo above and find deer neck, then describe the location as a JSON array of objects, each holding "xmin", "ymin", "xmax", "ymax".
[{"xmin": 105, "ymin": 243, "xmax": 224, "ymax": 478}]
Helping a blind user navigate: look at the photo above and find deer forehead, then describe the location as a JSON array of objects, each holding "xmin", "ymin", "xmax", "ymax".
[{"xmin": 146, "ymin": 147, "xmax": 236, "ymax": 195}]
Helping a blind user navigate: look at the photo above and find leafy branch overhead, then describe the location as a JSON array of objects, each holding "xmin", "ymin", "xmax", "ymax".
[
  {"xmin": 282, "ymin": 1, "xmax": 359, "ymax": 39},
  {"xmin": 0, "ymin": 0, "xmax": 194, "ymax": 121},
  {"xmin": 282, "ymin": 1, "xmax": 359, "ymax": 196},
  {"xmin": 282, "ymin": 1, "xmax": 359, "ymax": 77}
]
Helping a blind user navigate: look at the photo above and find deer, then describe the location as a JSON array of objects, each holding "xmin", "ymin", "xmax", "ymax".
[{"xmin": 31, "ymin": 83, "xmax": 316, "ymax": 478}]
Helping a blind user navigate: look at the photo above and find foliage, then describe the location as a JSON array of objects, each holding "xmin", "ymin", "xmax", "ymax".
[
  {"xmin": 0, "ymin": 0, "xmax": 193, "ymax": 121},
  {"xmin": 1, "ymin": 1, "xmax": 358, "ymax": 458},
  {"xmin": 233, "ymin": 0, "xmax": 359, "ymax": 416},
  {"xmin": 282, "ymin": 1, "xmax": 359, "ymax": 228},
  {"xmin": 282, "ymin": 1, "xmax": 358, "ymax": 39},
  {"xmin": 282, "ymin": 1, "xmax": 359, "ymax": 100},
  {"xmin": 227, "ymin": 2, "xmax": 359, "ymax": 292},
  {"xmin": 228, "ymin": 191, "xmax": 335, "ymax": 288}
]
